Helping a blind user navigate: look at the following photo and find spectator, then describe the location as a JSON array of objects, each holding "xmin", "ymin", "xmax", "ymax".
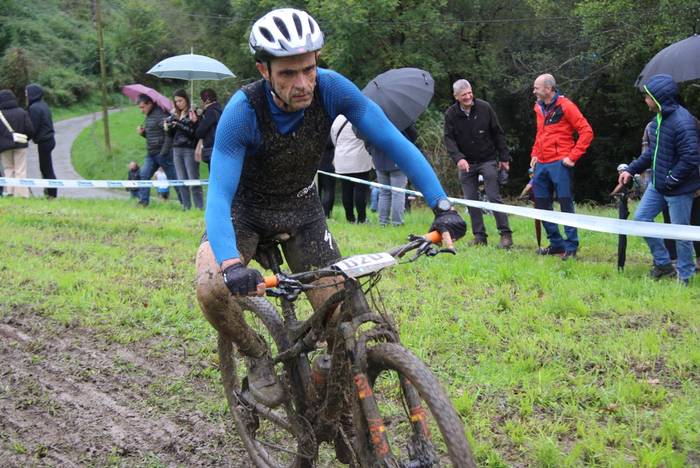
[
  {"xmin": 135, "ymin": 94, "xmax": 178, "ymax": 207},
  {"xmin": 154, "ymin": 166, "xmax": 170, "ymax": 200},
  {"xmin": 331, "ymin": 115, "xmax": 373, "ymax": 223},
  {"xmin": 0, "ymin": 89, "xmax": 35, "ymax": 198},
  {"xmin": 26, "ymin": 84, "xmax": 57, "ymax": 199},
  {"xmin": 530, "ymin": 73, "xmax": 594, "ymax": 260},
  {"xmin": 368, "ymin": 125, "xmax": 418, "ymax": 227},
  {"xmin": 193, "ymin": 88, "xmax": 222, "ymax": 168},
  {"xmin": 166, "ymin": 89, "xmax": 203, "ymax": 210},
  {"xmin": 317, "ymin": 136, "xmax": 335, "ymax": 218},
  {"xmin": 127, "ymin": 161, "xmax": 140, "ymax": 199},
  {"xmin": 444, "ymin": 79, "xmax": 513, "ymax": 248},
  {"xmin": 619, "ymin": 74, "xmax": 700, "ymax": 285}
]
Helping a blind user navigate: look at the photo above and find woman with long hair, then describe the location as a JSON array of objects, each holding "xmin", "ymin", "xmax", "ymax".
[{"xmin": 166, "ymin": 89, "xmax": 203, "ymax": 209}]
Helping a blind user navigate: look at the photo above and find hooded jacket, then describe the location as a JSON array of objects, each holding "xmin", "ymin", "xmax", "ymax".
[
  {"xmin": 531, "ymin": 93, "xmax": 593, "ymax": 164},
  {"xmin": 628, "ymin": 74, "xmax": 700, "ymax": 196},
  {"xmin": 26, "ymin": 84, "xmax": 55, "ymax": 144},
  {"xmin": 0, "ymin": 89, "xmax": 35, "ymax": 152}
]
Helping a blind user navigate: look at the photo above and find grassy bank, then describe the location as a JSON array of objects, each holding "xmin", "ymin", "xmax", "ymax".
[{"xmin": 0, "ymin": 197, "xmax": 698, "ymax": 466}]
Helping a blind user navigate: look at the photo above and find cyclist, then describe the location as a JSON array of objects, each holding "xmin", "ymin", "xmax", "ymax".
[{"xmin": 195, "ymin": 8, "xmax": 466, "ymax": 410}]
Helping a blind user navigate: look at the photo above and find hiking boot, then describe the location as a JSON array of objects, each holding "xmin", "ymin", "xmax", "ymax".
[
  {"xmin": 245, "ymin": 353, "xmax": 285, "ymax": 408},
  {"xmin": 649, "ymin": 263, "xmax": 677, "ymax": 280},
  {"xmin": 562, "ymin": 250, "xmax": 577, "ymax": 261},
  {"xmin": 497, "ymin": 233, "xmax": 513, "ymax": 250},
  {"xmin": 468, "ymin": 236, "xmax": 487, "ymax": 246},
  {"xmin": 536, "ymin": 245, "xmax": 565, "ymax": 256}
]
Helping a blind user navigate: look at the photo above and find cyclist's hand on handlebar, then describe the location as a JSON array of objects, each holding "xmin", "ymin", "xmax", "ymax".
[
  {"xmin": 430, "ymin": 209, "xmax": 467, "ymax": 247},
  {"xmin": 222, "ymin": 262, "xmax": 265, "ymax": 296}
]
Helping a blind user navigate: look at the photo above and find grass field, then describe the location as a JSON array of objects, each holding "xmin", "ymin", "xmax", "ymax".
[{"xmin": 0, "ymin": 196, "xmax": 697, "ymax": 466}]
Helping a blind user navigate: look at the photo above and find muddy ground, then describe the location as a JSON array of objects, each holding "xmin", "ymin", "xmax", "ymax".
[{"xmin": 0, "ymin": 308, "xmax": 248, "ymax": 467}]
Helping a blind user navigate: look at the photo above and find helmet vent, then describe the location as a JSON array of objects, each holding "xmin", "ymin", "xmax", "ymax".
[
  {"xmin": 292, "ymin": 12, "xmax": 303, "ymax": 37},
  {"xmin": 308, "ymin": 17, "xmax": 315, "ymax": 34},
  {"xmin": 259, "ymin": 27, "xmax": 275, "ymax": 43},
  {"xmin": 273, "ymin": 17, "xmax": 291, "ymax": 41}
]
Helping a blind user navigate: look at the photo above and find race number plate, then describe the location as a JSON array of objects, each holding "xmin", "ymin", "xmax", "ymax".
[{"xmin": 332, "ymin": 252, "xmax": 397, "ymax": 278}]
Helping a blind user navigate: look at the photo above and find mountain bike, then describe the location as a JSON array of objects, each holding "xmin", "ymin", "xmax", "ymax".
[{"xmin": 217, "ymin": 232, "xmax": 476, "ymax": 467}]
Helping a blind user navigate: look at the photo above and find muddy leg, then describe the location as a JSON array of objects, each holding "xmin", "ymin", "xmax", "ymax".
[{"xmin": 195, "ymin": 241, "xmax": 266, "ymax": 357}]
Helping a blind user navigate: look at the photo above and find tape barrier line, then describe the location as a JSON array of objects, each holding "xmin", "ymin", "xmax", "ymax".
[
  {"xmin": 319, "ymin": 171, "xmax": 700, "ymax": 242},
  {"xmin": 0, "ymin": 177, "xmax": 208, "ymax": 189}
]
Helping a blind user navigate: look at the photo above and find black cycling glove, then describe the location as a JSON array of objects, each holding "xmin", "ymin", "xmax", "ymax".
[
  {"xmin": 430, "ymin": 209, "xmax": 467, "ymax": 242},
  {"xmin": 222, "ymin": 263, "xmax": 264, "ymax": 296}
]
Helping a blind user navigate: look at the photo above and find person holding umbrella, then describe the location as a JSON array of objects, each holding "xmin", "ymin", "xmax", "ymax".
[
  {"xmin": 618, "ymin": 74, "xmax": 700, "ymax": 285},
  {"xmin": 195, "ymin": 6, "xmax": 466, "ymax": 423},
  {"xmin": 165, "ymin": 89, "xmax": 203, "ymax": 210},
  {"xmin": 135, "ymin": 94, "xmax": 179, "ymax": 207}
]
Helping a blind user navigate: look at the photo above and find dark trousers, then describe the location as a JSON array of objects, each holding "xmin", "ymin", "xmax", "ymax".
[
  {"xmin": 340, "ymin": 171, "xmax": 370, "ymax": 223},
  {"xmin": 317, "ymin": 172, "xmax": 336, "ymax": 218},
  {"xmin": 459, "ymin": 160, "xmax": 511, "ymax": 238},
  {"xmin": 38, "ymin": 139, "xmax": 57, "ymax": 198}
]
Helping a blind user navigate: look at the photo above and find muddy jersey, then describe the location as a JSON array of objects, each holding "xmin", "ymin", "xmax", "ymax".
[
  {"xmin": 206, "ymin": 68, "xmax": 449, "ymax": 264},
  {"xmin": 238, "ymin": 79, "xmax": 331, "ymax": 204}
]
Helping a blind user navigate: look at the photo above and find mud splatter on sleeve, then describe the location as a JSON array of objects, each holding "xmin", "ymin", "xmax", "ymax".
[{"xmin": 205, "ymin": 91, "xmax": 260, "ymax": 264}]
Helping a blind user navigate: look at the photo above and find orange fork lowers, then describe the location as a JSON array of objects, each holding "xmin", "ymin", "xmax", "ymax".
[{"xmin": 261, "ymin": 231, "xmax": 445, "ymax": 288}]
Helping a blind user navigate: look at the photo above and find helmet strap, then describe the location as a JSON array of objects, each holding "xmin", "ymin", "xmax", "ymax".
[{"xmin": 266, "ymin": 61, "xmax": 292, "ymax": 111}]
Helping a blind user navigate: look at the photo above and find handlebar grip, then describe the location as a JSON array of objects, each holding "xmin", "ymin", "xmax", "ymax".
[
  {"xmin": 263, "ymin": 275, "xmax": 279, "ymax": 288},
  {"xmin": 425, "ymin": 231, "xmax": 442, "ymax": 244}
]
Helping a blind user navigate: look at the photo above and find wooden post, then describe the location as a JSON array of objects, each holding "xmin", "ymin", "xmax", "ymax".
[{"xmin": 94, "ymin": 0, "xmax": 112, "ymax": 157}]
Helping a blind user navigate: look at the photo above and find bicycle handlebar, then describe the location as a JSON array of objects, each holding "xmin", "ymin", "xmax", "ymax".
[{"xmin": 261, "ymin": 231, "xmax": 443, "ymax": 290}]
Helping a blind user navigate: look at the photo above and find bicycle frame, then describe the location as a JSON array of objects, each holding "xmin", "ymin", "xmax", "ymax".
[{"xmin": 253, "ymin": 232, "xmax": 449, "ymax": 463}]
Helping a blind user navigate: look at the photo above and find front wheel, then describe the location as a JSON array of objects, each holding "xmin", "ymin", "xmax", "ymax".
[
  {"xmin": 352, "ymin": 342, "xmax": 476, "ymax": 467},
  {"xmin": 218, "ymin": 296, "xmax": 316, "ymax": 467}
]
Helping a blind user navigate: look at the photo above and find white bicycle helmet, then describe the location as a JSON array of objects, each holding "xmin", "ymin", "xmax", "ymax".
[{"xmin": 249, "ymin": 8, "xmax": 324, "ymax": 60}]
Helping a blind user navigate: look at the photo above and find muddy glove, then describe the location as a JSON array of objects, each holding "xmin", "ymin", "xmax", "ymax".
[
  {"xmin": 222, "ymin": 263, "xmax": 264, "ymax": 296},
  {"xmin": 430, "ymin": 198, "xmax": 467, "ymax": 241}
]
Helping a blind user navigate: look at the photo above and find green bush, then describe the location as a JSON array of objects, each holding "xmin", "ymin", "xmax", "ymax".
[{"xmin": 37, "ymin": 67, "xmax": 94, "ymax": 107}]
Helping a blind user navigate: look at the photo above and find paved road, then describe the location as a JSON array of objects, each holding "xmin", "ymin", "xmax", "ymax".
[{"xmin": 26, "ymin": 111, "xmax": 127, "ymax": 199}]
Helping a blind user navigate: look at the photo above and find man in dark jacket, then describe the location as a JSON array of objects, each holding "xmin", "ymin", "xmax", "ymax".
[
  {"xmin": 444, "ymin": 79, "xmax": 513, "ymax": 248},
  {"xmin": 0, "ymin": 89, "xmax": 35, "ymax": 198},
  {"xmin": 193, "ymin": 88, "xmax": 222, "ymax": 168},
  {"xmin": 135, "ymin": 94, "xmax": 177, "ymax": 207},
  {"xmin": 26, "ymin": 84, "xmax": 58, "ymax": 198},
  {"xmin": 619, "ymin": 74, "xmax": 700, "ymax": 285}
]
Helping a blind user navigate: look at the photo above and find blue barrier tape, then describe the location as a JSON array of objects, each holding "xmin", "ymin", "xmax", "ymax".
[
  {"xmin": 320, "ymin": 171, "xmax": 700, "ymax": 242},
  {"xmin": 0, "ymin": 177, "xmax": 208, "ymax": 188}
]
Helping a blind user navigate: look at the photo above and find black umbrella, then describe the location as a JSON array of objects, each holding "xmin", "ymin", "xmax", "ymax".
[
  {"xmin": 362, "ymin": 68, "xmax": 434, "ymax": 131},
  {"xmin": 635, "ymin": 35, "xmax": 700, "ymax": 87}
]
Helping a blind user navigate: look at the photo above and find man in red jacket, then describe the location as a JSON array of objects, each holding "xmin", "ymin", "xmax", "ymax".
[{"xmin": 530, "ymin": 73, "xmax": 594, "ymax": 259}]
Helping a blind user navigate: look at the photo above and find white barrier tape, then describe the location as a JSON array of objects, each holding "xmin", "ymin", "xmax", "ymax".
[
  {"xmin": 320, "ymin": 171, "xmax": 700, "ymax": 242},
  {"xmin": 0, "ymin": 177, "xmax": 208, "ymax": 189}
]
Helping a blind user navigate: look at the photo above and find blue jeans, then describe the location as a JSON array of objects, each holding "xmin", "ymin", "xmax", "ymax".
[
  {"xmin": 532, "ymin": 160, "xmax": 578, "ymax": 252},
  {"xmin": 370, "ymin": 186, "xmax": 379, "ymax": 212},
  {"xmin": 138, "ymin": 152, "xmax": 180, "ymax": 206},
  {"xmin": 633, "ymin": 185, "xmax": 696, "ymax": 280},
  {"xmin": 376, "ymin": 169, "xmax": 408, "ymax": 226}
]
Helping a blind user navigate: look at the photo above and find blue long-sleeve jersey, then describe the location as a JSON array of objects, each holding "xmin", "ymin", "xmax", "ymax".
[{"xmin": 205, "ymin": 68, "xmax": 447, "ymax": 264}]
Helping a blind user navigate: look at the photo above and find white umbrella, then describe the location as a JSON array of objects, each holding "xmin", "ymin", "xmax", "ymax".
[{"xmin": 147, "ymin": 53, "xmax": 235, "ymax": 81}]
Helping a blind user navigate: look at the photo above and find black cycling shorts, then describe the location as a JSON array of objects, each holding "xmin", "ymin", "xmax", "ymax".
[{"xmin": 202, "ymin": 189, "xmax": 341, "ymax": 273}]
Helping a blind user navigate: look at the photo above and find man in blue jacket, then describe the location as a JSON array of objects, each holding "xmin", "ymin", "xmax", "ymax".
[{"xmin": 619, "ymin": 74, "xmax": 700, "ymax": 284}]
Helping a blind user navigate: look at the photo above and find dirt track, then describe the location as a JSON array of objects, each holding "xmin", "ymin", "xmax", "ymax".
[{"xmin": 0, "ymin": 307, "xmax": 247, "ymax": 466}]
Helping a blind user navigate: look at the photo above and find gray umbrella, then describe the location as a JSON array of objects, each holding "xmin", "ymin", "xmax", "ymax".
[
  {"xmin": 635, "ymin": 35, "xmax": 700, "ymax": 88},
  {"xmin": 362, "ymin": 68, "xmax": 434, "ymax": 131}
]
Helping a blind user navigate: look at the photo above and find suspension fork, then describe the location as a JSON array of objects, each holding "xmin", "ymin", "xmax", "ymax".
[{"xmin": 338, "ymin": 280, "xmax": 396, "ymax": 462}]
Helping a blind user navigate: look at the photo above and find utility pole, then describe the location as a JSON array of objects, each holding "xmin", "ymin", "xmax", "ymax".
[{"xmin": 93, "ymin": 0, "xmax": 112, "ymax": 156}]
